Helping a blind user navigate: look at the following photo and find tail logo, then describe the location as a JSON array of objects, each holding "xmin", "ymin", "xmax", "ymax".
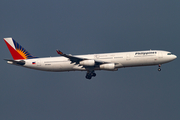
[
  {"xmin": 13, "ymin": 40, "xmax": 34, "ymax": 59},
  {"xmin": 4, "ymin": 38, "xmax": 36, "ymax": 60}
]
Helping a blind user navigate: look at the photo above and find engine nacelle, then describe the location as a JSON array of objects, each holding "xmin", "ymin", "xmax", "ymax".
[
  {"xmin": 100, "ymin": 63, "xmax": 116, "ymax": 71},
  {"xmin": 79, "ymin": 60, "xmax": 95, "ymax": 66}
]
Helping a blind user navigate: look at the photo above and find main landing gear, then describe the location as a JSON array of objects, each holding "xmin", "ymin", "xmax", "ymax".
[
  {"xmin": 85, "ymin": 70, "xmax": 96, "ymax": 79},
  {"xmin": 158, "ymin": 64, "xmax": 161, "ymax": 71}
]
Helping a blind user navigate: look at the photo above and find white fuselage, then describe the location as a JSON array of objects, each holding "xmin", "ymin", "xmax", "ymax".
[{"xmin": 15, "ymin": 50, "xmax": 176, "ymax": 72}]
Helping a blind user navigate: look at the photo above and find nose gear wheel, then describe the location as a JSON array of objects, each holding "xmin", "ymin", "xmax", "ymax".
[{"xmin": 158, "ymin": 64, "xmax": 161, "ymax": 71}]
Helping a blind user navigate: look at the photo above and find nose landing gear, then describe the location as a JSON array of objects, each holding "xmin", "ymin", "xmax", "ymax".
[{"xmin": 158, "ymin": 64, "xmax": 161, "ymax": 71}]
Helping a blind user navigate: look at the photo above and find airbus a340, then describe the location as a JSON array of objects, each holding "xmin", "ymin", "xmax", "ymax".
[{"xmin": 4, "ymin": 38, "xmax": 177, "ymax": 79}]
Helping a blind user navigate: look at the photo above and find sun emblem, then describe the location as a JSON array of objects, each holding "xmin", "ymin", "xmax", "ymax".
[{"xmin": 16, "ymin": 48, "xmax": 28, "ymax": 59}]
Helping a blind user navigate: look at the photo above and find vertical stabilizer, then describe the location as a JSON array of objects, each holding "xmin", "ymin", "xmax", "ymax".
[{"xmin": 4, "ymin": 38, "xmax": 36, "ymax": 60}]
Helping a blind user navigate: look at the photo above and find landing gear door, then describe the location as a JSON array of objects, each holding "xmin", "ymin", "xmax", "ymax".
[{"xmin": 158, "ymin": 52, "xmax": 163, "ymax": 58}]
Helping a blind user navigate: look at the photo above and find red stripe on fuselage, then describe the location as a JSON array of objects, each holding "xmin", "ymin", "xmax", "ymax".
[{"xmin": 4, "ymin": 39, "xmax": 25, "ymax": 60}]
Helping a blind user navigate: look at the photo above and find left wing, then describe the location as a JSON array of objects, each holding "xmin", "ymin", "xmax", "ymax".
[
  {"xmin": 56, "ymin": 50, "xmax": 107, "ymax": 65},
  {"xmin": 56, "ymin": 50, "xmax": 87, "ymax": 64}
]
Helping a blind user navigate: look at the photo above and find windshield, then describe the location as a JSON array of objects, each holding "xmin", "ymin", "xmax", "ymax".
[{"xmin": 167, "ymin": 53, "xmax": 173, "ymax": 55}]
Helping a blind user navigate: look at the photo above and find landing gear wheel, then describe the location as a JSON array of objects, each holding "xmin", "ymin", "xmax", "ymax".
[
  {"xmin": 86, "ymin": 75, "xmax": 92, "ymax": 79},
  {"xmin": 92, "ymin": 73, "xmax": 96, "ymax": 77},
  {"xmin": 158, "ymin": 64, "xmax": 161, "ymax": 71},
  {"xmin": 85, "ymin": 70, "xmax": 96, "ymax": 79}
]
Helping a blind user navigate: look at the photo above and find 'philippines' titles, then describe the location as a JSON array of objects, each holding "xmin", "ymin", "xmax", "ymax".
[{"xmin": 135, "ymin": 52, "xmax": 157, "ymax": 55}]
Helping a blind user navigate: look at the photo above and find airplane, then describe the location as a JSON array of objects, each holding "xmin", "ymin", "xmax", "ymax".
[{"xmin": 4, "ymin": 37, "xmax": 177, "ymax": 79}]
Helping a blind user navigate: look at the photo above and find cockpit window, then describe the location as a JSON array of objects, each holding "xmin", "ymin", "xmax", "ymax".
[{"xmin": 167, "ymin": 53, "xmax": 172, "ymax": 55}]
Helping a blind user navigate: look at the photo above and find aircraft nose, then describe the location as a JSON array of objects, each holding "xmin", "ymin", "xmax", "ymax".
[
  {"xmin": 167, "ymin": 54, "xmax": 177, "ymax": 62},
  {"xmin": 172, "ymin": 54, "xmax": 177, "ymax": 60},
  {"xmin": 174, "ymin": 55, "xmax": 177, "ymax": 59}
]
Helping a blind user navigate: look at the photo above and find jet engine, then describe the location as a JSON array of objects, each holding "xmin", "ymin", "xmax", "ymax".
[
  {"xmin": 100, "ymin": 63, "xmax": 117, "ymax": 71},
  {"xmin": 79, "ymin": 60, "xmax": 95, "ymax": 66}
]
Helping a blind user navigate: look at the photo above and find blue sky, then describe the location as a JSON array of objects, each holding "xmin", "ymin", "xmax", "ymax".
[{"xmin": 0, "ymin": 0, "xmax": 180, "ymax": 120}]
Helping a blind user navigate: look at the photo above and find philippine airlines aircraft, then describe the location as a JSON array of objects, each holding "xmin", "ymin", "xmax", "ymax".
[{"xmin": 4, "ymin": 38, "xmax": 177, "ymax": 79}]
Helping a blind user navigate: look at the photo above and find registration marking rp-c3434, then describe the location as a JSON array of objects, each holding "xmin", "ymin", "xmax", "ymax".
[{"xmin": 4, "ymin": 38, "xmax": 177, "ymax": 79}]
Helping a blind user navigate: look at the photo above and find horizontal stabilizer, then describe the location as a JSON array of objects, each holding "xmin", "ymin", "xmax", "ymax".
[{"xmin": 4, "ymin": 59, "xmax": 25, "ymax": 66}]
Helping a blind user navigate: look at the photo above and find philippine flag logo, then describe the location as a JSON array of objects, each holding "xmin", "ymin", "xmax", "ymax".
[{"xmin": 32, "ymin": 62, "xmax": 36, "ymax": 64}]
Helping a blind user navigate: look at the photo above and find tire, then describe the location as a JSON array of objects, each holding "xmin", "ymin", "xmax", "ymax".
[
  {"xmin": 86, "ymin": 75, "xmax": 92, "ymax": 79},
  {"xmin": 92, "ymin": 73, "xmax": 96, "ymax": 77},
  {"xmin": 158, "ymin": 68, "xmax": 161, "ymax": 71}
]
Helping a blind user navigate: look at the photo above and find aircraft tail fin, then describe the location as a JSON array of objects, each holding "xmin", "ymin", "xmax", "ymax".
[{"xmin": 4, "ymin": 37, "xmax": 37, "ymax": 60}]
